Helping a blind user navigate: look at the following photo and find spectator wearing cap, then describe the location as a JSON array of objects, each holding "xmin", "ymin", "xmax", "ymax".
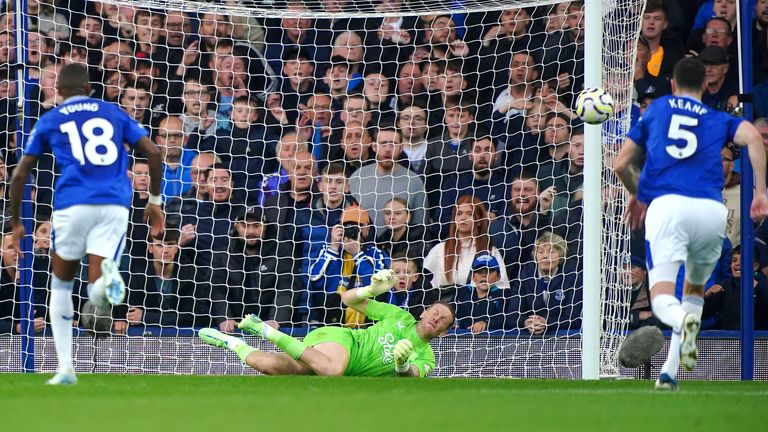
[
  {"xmin": 511, "ymin": 232, "xmax": 582, "ymax": 335},
  {"xmin": 375, "ymin": 252, "xmax": 439, "ymax": 320},
  {"xmin": 453, "ymin": 252, "xmax": 509, "ymax": 333},
  {"xmin": 640, "ymin": 3, "xmax": 683, "ymax": 80},
  {"xmin": 308, "ymin": 205, "xmax": 390, "ymax": 326},
  {"xmin": 699, "ymin": 45, "xmax": 738, "ymax": 111},
  {"xmin": 627, "ymin": 255, "xmax": 657, "ymax": 330},
  {"xmin": 349, "ymin": 124, "xmax": 428, "ymax": 233},
  {"xmin": 210, "ymin": 206, "xmax": 298, "ymax": 331},
  {"xmin": 115, "ymin": 229, "xmax": 213, "ymax": 334}
]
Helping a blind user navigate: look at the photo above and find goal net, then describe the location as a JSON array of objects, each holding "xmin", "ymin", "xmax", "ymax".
[{"xmin": 0, "ymin": 0, "xmax": 643, "ymax": 378}]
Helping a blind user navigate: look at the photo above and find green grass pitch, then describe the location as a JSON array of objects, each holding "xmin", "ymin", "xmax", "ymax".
[{"xmin": 1, "ymin": 374, "xmax": 766, "ymax": 432}]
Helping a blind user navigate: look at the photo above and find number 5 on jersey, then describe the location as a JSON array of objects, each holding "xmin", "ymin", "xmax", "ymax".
[
  {"xmin": 60, "ymin": 118, "xmax": 119, "ymax": 166},
  {"xmin": 666, "ymin": 114, "xmax": 698, "ymax": 159}
]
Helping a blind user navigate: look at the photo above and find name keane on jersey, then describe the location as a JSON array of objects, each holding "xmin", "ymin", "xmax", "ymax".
[
  {"xmin": 668, "ymin": 98, "xmax": 708, "ymax": 115},
  {"xmin": 58, "ymin": 102, "xmax": 99, "ymax": 115},
  {"xmin": 378, "ymin": 333, "xmax": 395, "ymax": 364}
]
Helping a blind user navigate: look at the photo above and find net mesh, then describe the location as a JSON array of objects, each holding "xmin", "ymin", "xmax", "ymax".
[{"xmin": 0, "ymin": 0, "xmax": 643, "ymax": 377}]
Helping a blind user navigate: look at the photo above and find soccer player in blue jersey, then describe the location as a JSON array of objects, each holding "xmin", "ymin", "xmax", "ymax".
[
  {"xmin": 9, "ymin": 64, "xmax": 165, "ymax": 385},
  {"xmin": 615, "ymin": 57, "xmax": 768, "ymax": 390}
]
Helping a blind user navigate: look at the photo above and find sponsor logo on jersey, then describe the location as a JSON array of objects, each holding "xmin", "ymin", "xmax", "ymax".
[{"xmin": 378, "ymin": 333, "xmax": 395, "ymax": 364}]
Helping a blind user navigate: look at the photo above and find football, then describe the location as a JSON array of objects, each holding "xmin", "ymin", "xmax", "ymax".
[{"xmin": 575, "ymin": 87, "xmax": 615, "ymax": 124}]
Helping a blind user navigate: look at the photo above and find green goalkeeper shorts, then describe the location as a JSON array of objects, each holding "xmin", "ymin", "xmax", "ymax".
[{"xmin": 303, "ymin": 326, "xmax": 354, "ymax": 355}]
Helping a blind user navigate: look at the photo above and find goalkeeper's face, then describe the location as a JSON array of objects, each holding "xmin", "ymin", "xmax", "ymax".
[{"xmin": 417, "ymin": 303, "xmax": 455, "ymax": 338}]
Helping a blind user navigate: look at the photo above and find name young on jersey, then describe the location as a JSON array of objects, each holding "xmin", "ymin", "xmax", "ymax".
[{"xmin": 58, "ymin": 102, "xmax": 100, "ymax": 115}]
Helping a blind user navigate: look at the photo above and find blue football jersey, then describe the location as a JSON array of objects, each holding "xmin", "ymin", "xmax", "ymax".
[
  {"xmin": 626, "ymin": 95, "xmax": 743, "ymax": 205},
  {"xmin": 25, "ymin": 96, "xmax": 148, "ymax": 210}
]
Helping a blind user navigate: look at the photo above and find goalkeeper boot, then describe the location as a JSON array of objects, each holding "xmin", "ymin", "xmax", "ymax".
[
  {"xmin": 680, "ymin": 313, "xmax": 701, "ymax": 371},
  {"xmin": 238, "ymin": 314, "xmax": 266, "ymax": 337},
  {"xmin": 198, "ymin": 328, "xmax": 244, "ymax": 351},
  {"xmin": 100, "ymin": 258, "xmax": 126, "ymax": 306},
  {"xmin": 46, "ymin": 369, "xmax": 77, "ymax": 386},
  {"xmin": 654, "ymin": 373, "xmax": 679, "ymax": 391}
]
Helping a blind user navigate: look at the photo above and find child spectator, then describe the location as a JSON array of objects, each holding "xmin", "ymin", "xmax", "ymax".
[{"xmin": 453, "ymin": 252, "xmax": 508, "ymax": 333}]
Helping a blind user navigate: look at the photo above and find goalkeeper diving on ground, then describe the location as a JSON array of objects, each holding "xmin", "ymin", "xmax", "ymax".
[{"xmin": 198, "ymin": 269, "xmax": 455, "ymax": 377}]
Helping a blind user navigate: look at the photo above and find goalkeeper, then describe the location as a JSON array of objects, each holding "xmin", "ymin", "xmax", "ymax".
[{"xmin": 198, "ymin": 269, "xmax": 455, "ymax": 377}]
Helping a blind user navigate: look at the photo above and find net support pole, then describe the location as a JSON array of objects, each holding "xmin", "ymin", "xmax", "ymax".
[
  {"xmin": 737, "ymin": 0, "xmax": 755, "ymax": 381},
  {"xmin": 581, "ymin": 0, "xmax": 603, "ymax": 380},
  {"xmin": 14, "ymin": 0, "xmax": 36, "ymax": 373}
]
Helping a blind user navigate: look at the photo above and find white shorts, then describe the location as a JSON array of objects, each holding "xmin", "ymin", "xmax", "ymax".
[
  {"xmin": 645, "ymin": 194, "xmax": 727, "ymax": 286},
  {"xmin": 51, "ymin": 204, "xmax": 130, "ymax": 262}
]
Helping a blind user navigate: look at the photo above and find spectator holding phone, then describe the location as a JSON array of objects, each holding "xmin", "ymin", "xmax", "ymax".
[{"xmin": 308, "ymin": 205, "xmax": 390, "ymax": 326}]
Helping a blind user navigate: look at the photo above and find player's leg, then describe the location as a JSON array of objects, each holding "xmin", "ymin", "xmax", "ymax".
[
  {"xmin": 679, "ymin": 275, "xmax": 706, "ymax": 371},
  {"xmin": 198, "ymin": 328, "xmax": 310, "ymax": 375},
  {"xmin": 48, "ymin": 253, "xmax": 81, "ymax": 385},
  {"xmin": 47, "ymin": 207, "xmax": 89, "ymax": 385},
  {"xmin": 677, "ymin": 199, "xmax": 727, "ymax": 372},
  {"xmin": 644, "ymin": 196, "xmax": 688, "ymax": 390},
  {"xmin": 648, "ymin": 262, "xmax": 687, "ymax": 390},
  {"xmin": 239, "ymin": 315, "xmax": 351, "ymax": 376},
  {"xmin": 84, "ymin": 206, "xmax": 130, "ymax": 307},
  {"xmin": 297, "ymin": 342, "xmax": 350, "ymax": 376},
  {"xmin": 244, "ymin": 351, "xmax": 310, "ymax": 375}
]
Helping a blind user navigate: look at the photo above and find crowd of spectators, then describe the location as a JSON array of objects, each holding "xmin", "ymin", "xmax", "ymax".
[{"xmin": 1, "ymin": 0, "xmax": 768, "ymax": 336}]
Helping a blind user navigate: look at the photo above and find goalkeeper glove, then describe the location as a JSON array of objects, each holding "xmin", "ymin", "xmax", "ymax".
[
  {"xmin": 356, "ymin": 269, "xmax": 396, "ymax": 299},
  {"xmin": 393, "ymin": 339, "xmax": 414, "ymax": 374}
]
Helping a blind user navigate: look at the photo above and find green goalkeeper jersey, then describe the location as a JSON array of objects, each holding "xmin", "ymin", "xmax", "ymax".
[{"xmin": 345, "ymin": 300, "xmax": 435, "ymax": 377}]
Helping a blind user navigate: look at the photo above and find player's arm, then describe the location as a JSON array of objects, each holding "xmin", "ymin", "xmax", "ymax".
[
  {"xmin": 732, "ymin": 120, "xmax": 768, "ymax": 222},
  {"xmin": 733, "ymin": 121, "xmax": 768, "ymax": 194},
  {"xmin": 340, "ymin": 269, "xmax": 397, "ymax": 315},
  {"xmin": 613, "ymin": 138, "xmax": 643, "ymax": 195},
  {"xmin": 135, "ymin": 136, "xmax": 165, "ymax": 237},
  {"xmin": 393, "ymin": 341, "xmax": 435, "ymax": 377},
  {"xmin": 9, "ymin": 155, "xmax": 40, "ymax": 251}
]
